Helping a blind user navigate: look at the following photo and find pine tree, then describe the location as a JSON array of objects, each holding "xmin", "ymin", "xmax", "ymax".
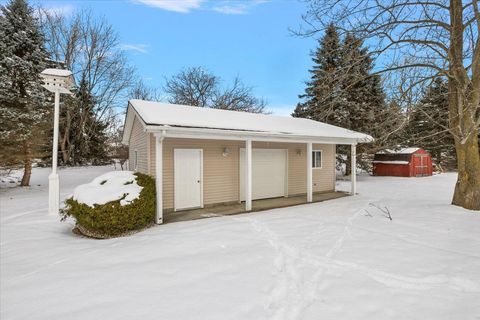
[
  {"xmin": 55, "ymin": 80, "xmax": 110, "ymax": 165},
  {"xmin": 0, "ymin": 0, "xmax": 49, "ymax": 185},
  {"xmin": 295, "ymin": 26, "xmax": 397, "ymax": 174},
  {"xmin": 406, "ymin": 78, "xmax": 456, "ymax": 170},
  {"xmin": 293, "ymin": 23, "xmax": 344, "ymax": 123},
  {"xmin": 339, "ymin": 34, "xmax": 401, "ymax": 172}
]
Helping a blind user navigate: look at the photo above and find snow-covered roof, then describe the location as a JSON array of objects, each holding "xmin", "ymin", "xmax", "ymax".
[
  {"xmin": 372, "ymin": 160, "xmax": 409, "ymax": 165},
  {"xmin": 123, "ymin": 100, "xmax": 374, "ymax": 144},
  {"xmin": 381, "ymin": 148, "xmax": 420, "ymax": 154}
]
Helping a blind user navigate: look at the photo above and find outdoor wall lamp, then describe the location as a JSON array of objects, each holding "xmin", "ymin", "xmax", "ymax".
[{"xmin": 222, "ymin": 147, "xmax": 230, "ymax": 157}]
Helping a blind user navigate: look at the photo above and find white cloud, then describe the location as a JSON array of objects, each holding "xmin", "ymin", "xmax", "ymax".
[
  {"xmin": 120, "ymin": 43, "xmax": 149, "ymax": 54},
  {"xmin": 132, "ymin": 0, "xmax": 203, "ymax": 13},
  {"xmin": 213, "ymin": 0, "xmax": 268, "ymax": 14},
  {"xmin": 212, "ymin": 4, "xmax": 248, "ymax": 14},
  {"xmin": 133, "ymin": 0, "xmax": 268, "ymax": 14}
]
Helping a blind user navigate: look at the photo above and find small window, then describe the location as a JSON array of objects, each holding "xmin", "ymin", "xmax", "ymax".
[
  {"xmin": 134, "ymin": 150, "xmax": 138, "ymax": 171},
  {"xmin": 312, "ymin": 150, "xmax": 322, "ymax": 168}
]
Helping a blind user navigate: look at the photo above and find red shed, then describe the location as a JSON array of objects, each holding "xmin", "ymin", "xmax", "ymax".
[{"xmin": 373, "ymin": 148, "xmax": 433, "ymax": 177}]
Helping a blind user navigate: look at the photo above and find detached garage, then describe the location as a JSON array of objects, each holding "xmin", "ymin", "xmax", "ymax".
[
  {"xmin": 122, "ymin": 99, "xmax": 373, "ymax": 224},
  {"xmin": 373, "ymin": 148, "xmax": 433, "ymax": 177}
]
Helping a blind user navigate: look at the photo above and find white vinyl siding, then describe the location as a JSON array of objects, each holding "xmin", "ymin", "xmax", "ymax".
[
  {"xmin": 128, "ymin": 116, "xmax": 148, "ymax": 173},
  {"xmin": 134, "ymin": 150, "xmax": 138, "ymax": 170}
]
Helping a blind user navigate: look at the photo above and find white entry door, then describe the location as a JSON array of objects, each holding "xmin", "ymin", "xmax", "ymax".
[
  {"xmin": 174, "ymin": 149, "xmax": 203, "ymax": 211},
  {"xmin": 240, "ymin": 149, "xmax": 288, "ymax": 200}
]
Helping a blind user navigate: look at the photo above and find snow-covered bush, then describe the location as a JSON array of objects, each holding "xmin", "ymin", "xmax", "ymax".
[{"xmin": 62, "ymin": 171, "xmax": 155, "ymax": 238}]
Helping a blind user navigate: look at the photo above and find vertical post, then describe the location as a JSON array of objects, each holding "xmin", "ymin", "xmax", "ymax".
[
  {"xmin": 351, "ymin": 144, "xmax": 357, "ymax": 195},
  {"xmin": 155, "ymin": 133, "xmax": 164, "ymax": 224},
  {"xmin": 49, "ymin": 90, "xmax": 60, "ymax": 215},
  {"xmin": 245, "ymin": 139, "xmax": 252, "ymax": 211},
  {"xmin": 307, "ymin": 142, "xmax": 313, "ymax": 202}
]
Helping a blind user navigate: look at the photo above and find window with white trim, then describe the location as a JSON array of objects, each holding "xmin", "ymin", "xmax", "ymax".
[
  {"xmin": 134, "ymin": 150, "xmax": 138, "ymax": 171},
  {"xmin": 312, "ymin": 150, "xmax": 322, "ymax": 168}
]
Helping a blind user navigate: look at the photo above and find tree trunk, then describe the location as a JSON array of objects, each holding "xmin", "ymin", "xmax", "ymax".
[
  {"xmin": 60, "ymin": 109, "xmax": 71, "ymax": 164},
  {"xmin": 345, "ymin": 153, "xmax": 351, "ymax": 176},
  {"xmin": 20, "ymin": 141, "xmax": 32, "ymax": 187},
  {"xmin": 448, "ymin": 0, "xmax": 480, "ymax": 211},
  {"xmin": 451, "ymin": 132, "xmax": 480, "ymax": 210}
]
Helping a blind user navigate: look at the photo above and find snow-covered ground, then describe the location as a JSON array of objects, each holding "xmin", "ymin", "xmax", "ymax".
[{"xmin": 1, "ymin": 166, "xmax": 479, "ymax": 320}]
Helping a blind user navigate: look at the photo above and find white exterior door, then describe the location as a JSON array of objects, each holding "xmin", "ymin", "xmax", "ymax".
[
  {"xmin": 174, "ymin": 149, "xmax": 203, "ymax": 210},
  {"xmin": 240, "ymin": 149, "xmax": 288, "ymax": 200}
]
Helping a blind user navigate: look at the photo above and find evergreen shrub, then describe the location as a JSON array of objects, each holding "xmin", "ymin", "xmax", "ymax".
[{"xmin": 62, "ymin": 173, "xmax": 155, "ymax": 238}]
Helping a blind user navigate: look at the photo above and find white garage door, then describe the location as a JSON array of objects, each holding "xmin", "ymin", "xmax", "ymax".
[{"xmin": 240, "ymin": 149, "xmax": 288, "ymax": 200}]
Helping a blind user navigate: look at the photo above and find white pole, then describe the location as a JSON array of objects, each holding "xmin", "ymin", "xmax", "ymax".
[
  {"xmin": 307, "ymin": 142, "xmax": 313, "ymax": 202},
  {"xmin": 48, "ymin": 90, "xmax": 60, "ymax": 215},
  {"xmin": 351, "ymin": 144, "xmax": 357, "ymax": 195},
  {"xmin": 245, "ymin": 139, "xmax": 252, "ymax": 211},
  {"xmin": 155, "ymin": 132, "xmax": 164, "ymax": 224}
]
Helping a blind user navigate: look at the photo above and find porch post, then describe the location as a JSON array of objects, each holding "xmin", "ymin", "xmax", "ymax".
[
  {"xmin": 245, "ymin": 139, "xmax": 252, "ymax": 211},
  {"xmin": 307, "ymin": 142, "xmax": 313, "ymax": 202},
  {"xmin": 155, "ymin": 132, "xmax": 165, "ymax": 224},
  {"xmin": 351, "ymin": 143, "xmax": 357, "ymax": 195}
]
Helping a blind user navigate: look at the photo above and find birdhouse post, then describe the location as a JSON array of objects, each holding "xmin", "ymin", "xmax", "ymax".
[{"xmin": 40, "ymin": 69, "xmax": 75, "ymax": 216}]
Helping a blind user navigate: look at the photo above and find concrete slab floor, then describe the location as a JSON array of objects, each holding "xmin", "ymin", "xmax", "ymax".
[{"xmin": 164, "ymin": 191, "xmax": 349, "ymax": 223}]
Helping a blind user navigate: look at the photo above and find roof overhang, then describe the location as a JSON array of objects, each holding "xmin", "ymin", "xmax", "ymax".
[{"xmin": 144, "ymin": 125, "xmax": 369, "ymax": 145}]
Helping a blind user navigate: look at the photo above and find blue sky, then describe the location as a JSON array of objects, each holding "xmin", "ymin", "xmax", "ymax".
[{"xmin": 31, "ymin": 0, "xmax": 318, "ymax": 115}]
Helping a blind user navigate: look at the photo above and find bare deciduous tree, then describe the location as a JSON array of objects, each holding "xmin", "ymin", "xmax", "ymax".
[
  {"xmin": 213, "ymin": 77, "xmax": 267, "ymax": 113},
  {"xmin": 164, "ymin": 67, "xmax": 218, "ymax": 107},
  {"xmin": 128, "ymin": 79, "xmax": 161, "ymax": 101},
  {"xmin": 40, "ymin": 9, "xmax": 134, "ymax": 165},
  {"xmin": 297, "ymin": 0, "xmax": 480, "ymax": 210},
  {"xmin": 164, "ymin": 67, "xmax": 267, "ymax": 113}
]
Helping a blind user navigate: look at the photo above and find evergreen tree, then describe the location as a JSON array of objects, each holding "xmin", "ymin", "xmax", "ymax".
[
  {"xmin": 53, "ymin": 80, "xmax": 110, "ymax": 165},
  {"xmin": 406, "ymin": 78, "xmax": 456, "ymax": 170},
  {"xmin": 295, "ymin": 26, "xmax": 398, "ymax": 174},
  {"xmin": 0, "ymin": 0, "xmax": 49, "ymax": 185},
  {"xmin": 293, "ymin": 23, "xmax": 344, "ymax": 123},
  {"xmin": 339, "ymin": 34, "xmax": 402, "ymax": 172}
]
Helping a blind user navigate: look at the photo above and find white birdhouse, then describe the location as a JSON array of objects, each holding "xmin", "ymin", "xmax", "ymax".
[{"xmin": 40, "ymin": 68, "xmax": 75, "ymax": 94}]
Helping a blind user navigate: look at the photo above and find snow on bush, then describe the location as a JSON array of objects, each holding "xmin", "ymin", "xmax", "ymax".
[
  {"xmin": 63, "ymin": 172, "xmax": 155, "ymax": 238},
  {"xmin": 72, "ymin": 171, "xmax": 142, "ymax": 207}
]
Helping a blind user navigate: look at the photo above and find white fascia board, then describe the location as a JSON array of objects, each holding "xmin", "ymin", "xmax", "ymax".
[
  {"xmin": 144, "ymin": 125, "xmax": 368, "ymax": 145},
  {"xmin": 122, "ymin": 104, "xmax": 148, "ymax": 145}
]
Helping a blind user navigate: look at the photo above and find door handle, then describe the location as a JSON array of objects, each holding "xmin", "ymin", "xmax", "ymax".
[{"xmin": 197, "ymin": 180, "xmax": 201, "ymax": 183}]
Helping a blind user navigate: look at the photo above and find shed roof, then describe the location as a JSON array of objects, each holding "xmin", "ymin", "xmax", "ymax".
[
  {"xmin": 379, "ymin": 147, "xmax": 421, "ymax": 154},
  {"xmin": 123, "ymin": 100, "xmax": 374, "ymax": 144}
]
